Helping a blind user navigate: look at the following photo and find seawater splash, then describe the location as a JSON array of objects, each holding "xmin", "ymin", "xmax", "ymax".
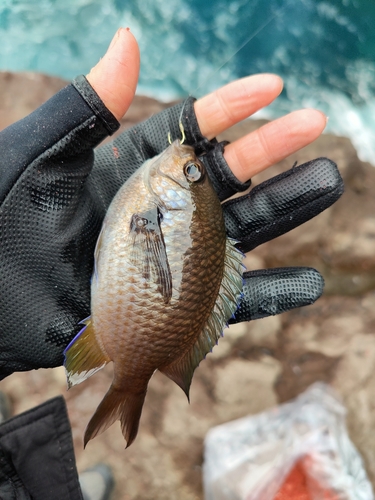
[
  {"xmin": 257, "ymin": 66, "xmax": 375, "ymax": 166},
  {"xmin": 0, "ymin": 0, "xmax": 374, "ymax": 163}
]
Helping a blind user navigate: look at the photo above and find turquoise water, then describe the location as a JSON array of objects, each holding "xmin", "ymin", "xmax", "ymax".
[{"xmin": 0, "ymin": 0, "xmax": 375, "ymax": 163}]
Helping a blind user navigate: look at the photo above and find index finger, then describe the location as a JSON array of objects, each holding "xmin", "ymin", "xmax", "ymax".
[{"xmin": 194, "ymin": 74, "xmax": 283, "ymax": 139}]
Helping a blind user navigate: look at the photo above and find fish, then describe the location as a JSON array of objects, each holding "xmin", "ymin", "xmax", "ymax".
[{"xmin": 64, "ymin": 139, "xmax": 244, "ymax": 448}]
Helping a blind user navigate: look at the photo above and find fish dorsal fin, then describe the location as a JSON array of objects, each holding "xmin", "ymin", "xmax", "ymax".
[
  {"xmin": 128, "ymin": 206, "xmax": 172, "ymax": 303},
  {"xmin": 64, "ymin": 317, "xmax": 110, "ymax": 388},
  {"xmin": 159, "ymin": 238, "xmax": 243, "ymax": 398}
]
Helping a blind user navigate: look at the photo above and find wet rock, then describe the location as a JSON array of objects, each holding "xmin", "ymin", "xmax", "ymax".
[
  {"xmin": 0, "ymin": 71, "xmax": 68, "ymax": 129},
  {"xmin": 0, "ymin": 71, "xmax": 174, "ymax": 134}
]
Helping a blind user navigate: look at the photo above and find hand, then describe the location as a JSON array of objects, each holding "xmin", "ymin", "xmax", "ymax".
[
  {"xmin": 88, "ymin": 30, "xmax": 327, "ymax": 182},
  {"xmin": 90, "ymin": 29, "xmax": 343, "ymax": 323},
  {"xmin": 0, "ymin": 29, "xmax": 343, "ymax": 379}
]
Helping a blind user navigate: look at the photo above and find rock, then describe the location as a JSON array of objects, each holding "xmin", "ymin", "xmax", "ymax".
[
  {"xmin": 0, "ymin": 71, "xmax": 68, "ymax": 129},
  {"xmin": 1, "ymin": 71, "xmax": 375, "ymax": 498},
  {"xmin": 273, "ymin": 293, "xmax": 375, "ymax": 486},
  {"xmin": 244, "ymin": 130, "xmax": 375, "ymax": 296},
  {"xmin": 0, "ymin": 71, "xmax": 175, "ymax": 134}
]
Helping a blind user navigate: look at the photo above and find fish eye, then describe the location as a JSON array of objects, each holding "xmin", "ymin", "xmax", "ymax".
[{"xmin": 184, "ymin": 162, "xmax": 204, "ymax": 183}]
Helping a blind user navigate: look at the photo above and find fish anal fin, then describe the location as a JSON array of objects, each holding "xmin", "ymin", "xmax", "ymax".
[
  {"xmin": 160, "ymin": 330, "xmax": 218, "ymax": 401},
  {"xmin": 64, "ymin": 317, "xmax": 110, "ymax": 388},
  {"xmin": 129, "ymin": 207, "xmax": 172, "ymax": 303},
  {"xmin": 159, "ymin": 357, "xmax": 194, "ymax": 401},
  {"xmin": 160, "ymin": 238, "xmax": 244, "ymax": 398},
  {"xmin": 84, "ymin": 384, "xmax": 147, "ymax": 449}
]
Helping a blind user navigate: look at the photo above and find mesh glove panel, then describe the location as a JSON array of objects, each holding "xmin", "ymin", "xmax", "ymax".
[{"xmin": 0, "ymin": 76, "xmax": 343, "ymax": 379}]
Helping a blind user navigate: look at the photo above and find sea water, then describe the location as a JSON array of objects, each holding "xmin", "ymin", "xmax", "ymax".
[{"xmin": 0, "ymin": 0, "xmax": 374, "ymax": 164}]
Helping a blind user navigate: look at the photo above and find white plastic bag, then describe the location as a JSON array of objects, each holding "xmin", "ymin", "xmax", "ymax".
[{"xmin": 203, "ymin": 383, "xmax": 373, "ymax": 500}]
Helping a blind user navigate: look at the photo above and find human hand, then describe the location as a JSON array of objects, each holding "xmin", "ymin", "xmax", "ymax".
[
  {"xmin": 0, "ymin": 29, "xmax": 343, "ymax": 379},
  {"xmin": 90, "ymin": 29, "xmax": 343, "ymax": 323}
]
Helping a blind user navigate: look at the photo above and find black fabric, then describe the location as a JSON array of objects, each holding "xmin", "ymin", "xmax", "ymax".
[
  {"xmin": 179, "ymin": 96, "xmax": 217, "ymax": 155},
  {"xmin": 0, "ymin": 396, "xmax": 83, "ymax": 500},
  {"xmin": 0, "ymin": 82, "xmax": 117, "ymax": 206},
  {"xmin": 232, "ymin": 267, "xmax": 324, "ymax": 322},
  {"xmin": 0, "ymin": 74, "xmax": 344, "ymax": 380},
  {"xmin": 201, "ymin": 141, "xmax": 252, "ymax": 202},
  {"xmin": 72, "ymin": 76, "xmax": 119, "ymax": 135},
  {"xmin": 223, "ymin": 157, "xmax": 344, "ymax": 253},
  {"xmin": 0, "ymin": 80, "xmax": 119, "ymax": 378}
]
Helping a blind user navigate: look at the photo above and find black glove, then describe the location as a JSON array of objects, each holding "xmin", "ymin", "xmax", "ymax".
[{"xmin": 0, "ymin": 75, "xmax": 343, "ymax": 380}]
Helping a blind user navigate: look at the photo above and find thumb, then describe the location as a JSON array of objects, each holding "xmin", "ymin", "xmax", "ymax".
[{"xmin": 86, "ymin": 28, "xmax": 140, "ymax": 121}]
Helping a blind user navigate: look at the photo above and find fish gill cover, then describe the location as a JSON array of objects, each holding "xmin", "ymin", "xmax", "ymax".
[{"xmin": 0, "ymin": 0, "xmax": 375, "ymax": 163}]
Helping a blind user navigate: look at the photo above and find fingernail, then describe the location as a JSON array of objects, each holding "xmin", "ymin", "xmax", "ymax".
[{"xmin": 107, "ymin": 29, "xmax": 122, "ymax": 52}]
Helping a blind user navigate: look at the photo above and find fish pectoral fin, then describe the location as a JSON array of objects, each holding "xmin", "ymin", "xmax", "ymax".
[
  {"xmin": 128, "ymin": 207, "xmax": 172, "ymax": 303},
  {"xmin": 64, "ymin": 316, "xmax": 110, "ymax": 388}
]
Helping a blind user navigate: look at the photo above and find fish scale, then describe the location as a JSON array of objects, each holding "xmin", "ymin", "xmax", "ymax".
[{"xmin": 64, "ymin": 140, "xmax": 244, "ymax": 447}]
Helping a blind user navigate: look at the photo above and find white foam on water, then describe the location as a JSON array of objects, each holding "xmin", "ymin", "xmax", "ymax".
[
  {"xmin": 254, "ymin": 67, "xmax": 375, "ymax": 166},
  {"xmin": 1, "ymin": 0, "xmax": 374, "ymax": 165}
]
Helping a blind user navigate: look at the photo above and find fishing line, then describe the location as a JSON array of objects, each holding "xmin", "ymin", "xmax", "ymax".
[
  {"xmin": 45, "ymin": 1, "xmax": 296, "ymax": 255},
  {"xmin": 176, "ymin": 0, "xmax": 295, "ymax": 137}
]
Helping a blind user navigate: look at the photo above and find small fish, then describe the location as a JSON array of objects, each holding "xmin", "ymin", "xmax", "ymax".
[{"xmin": 64, "ymin": 139, "xmax": 244, "ymax": 448}]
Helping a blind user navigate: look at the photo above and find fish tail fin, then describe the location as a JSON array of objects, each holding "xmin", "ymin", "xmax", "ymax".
[{"xmin": 84, "ymin": 384, "xmax": 147, "ymax": 449}]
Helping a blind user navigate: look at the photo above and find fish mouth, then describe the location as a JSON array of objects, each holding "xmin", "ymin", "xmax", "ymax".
[{"xmin": 169, "ymin": 139, "xmax": 195, "ymax": 157}]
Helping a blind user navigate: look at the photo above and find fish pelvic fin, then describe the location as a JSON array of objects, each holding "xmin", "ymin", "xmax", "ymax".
[
  {"xmin": 84, "ymin": 384, "xmax": 147, "ymax": 449},
  {"xmin": 160, "ymin": 238, "xmax": 244, "ymax": 399},
  {"xmin": 64, "ymin": 317, "xmax": 110, "ymax": 388}
]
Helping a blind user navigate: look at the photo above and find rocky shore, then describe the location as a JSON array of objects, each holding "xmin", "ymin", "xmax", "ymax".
[{"xmin": 1, "ymin": 71, "xmax": 375, "ymax": 499}]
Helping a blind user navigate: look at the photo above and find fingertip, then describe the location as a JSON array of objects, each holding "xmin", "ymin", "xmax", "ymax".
[
  {"xmin": 86, "ymin": 28, "xmax": 140, "ymax": 121},
  {"xmin": 274, "ymin": 74, "xmax": 284, "ymax": 93},
  {"xmin": 319, "ymin": 110, "xmax": 329, "ymax": 129},
  {"xmin": 255, "ymin": 73, "xmax": 284, "ymax": 96},
  {"xmin": 231, "ymin": 73, "xmax": 284, "ymax": 97},
  {"xmin": 196, "ymin": 73, "xmax": 285, "ymax": 139},
  {"xmin": 297, "ymin": 108, "xmax": 328, "ymax": 138},
  {"xmin": 224, "ymin": 108, "xmax": 328, "ymax": 182}
]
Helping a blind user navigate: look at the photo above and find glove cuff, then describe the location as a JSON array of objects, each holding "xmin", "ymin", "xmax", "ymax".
[
  {"xmin": 72, "ymin": 75, "xmax": 120, "ymax": 136},
  {"xmin": 179, "ymin": 97, "xmax": 251, "ymax": 201},
  {"xmin": 180, "ymin": 96, "xmax": 217, "ymax": 155},
  {"xmin": 200, "ymin": 141, "xmax": 251, "ymax": 202}
]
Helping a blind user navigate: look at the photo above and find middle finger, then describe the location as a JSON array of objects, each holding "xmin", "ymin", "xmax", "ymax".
[
  {"xmin": 194, "ymin": 74, "xmax": 283, "ymax": 139},
  {"xmin": 224, "ymin": 109, "xmax": 327, "ymax": 182}
]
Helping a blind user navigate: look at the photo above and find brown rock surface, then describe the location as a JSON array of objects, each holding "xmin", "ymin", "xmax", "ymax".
[{"xmin": 1, "ymin": 71, "xmax": 375, "ymax": 498}]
